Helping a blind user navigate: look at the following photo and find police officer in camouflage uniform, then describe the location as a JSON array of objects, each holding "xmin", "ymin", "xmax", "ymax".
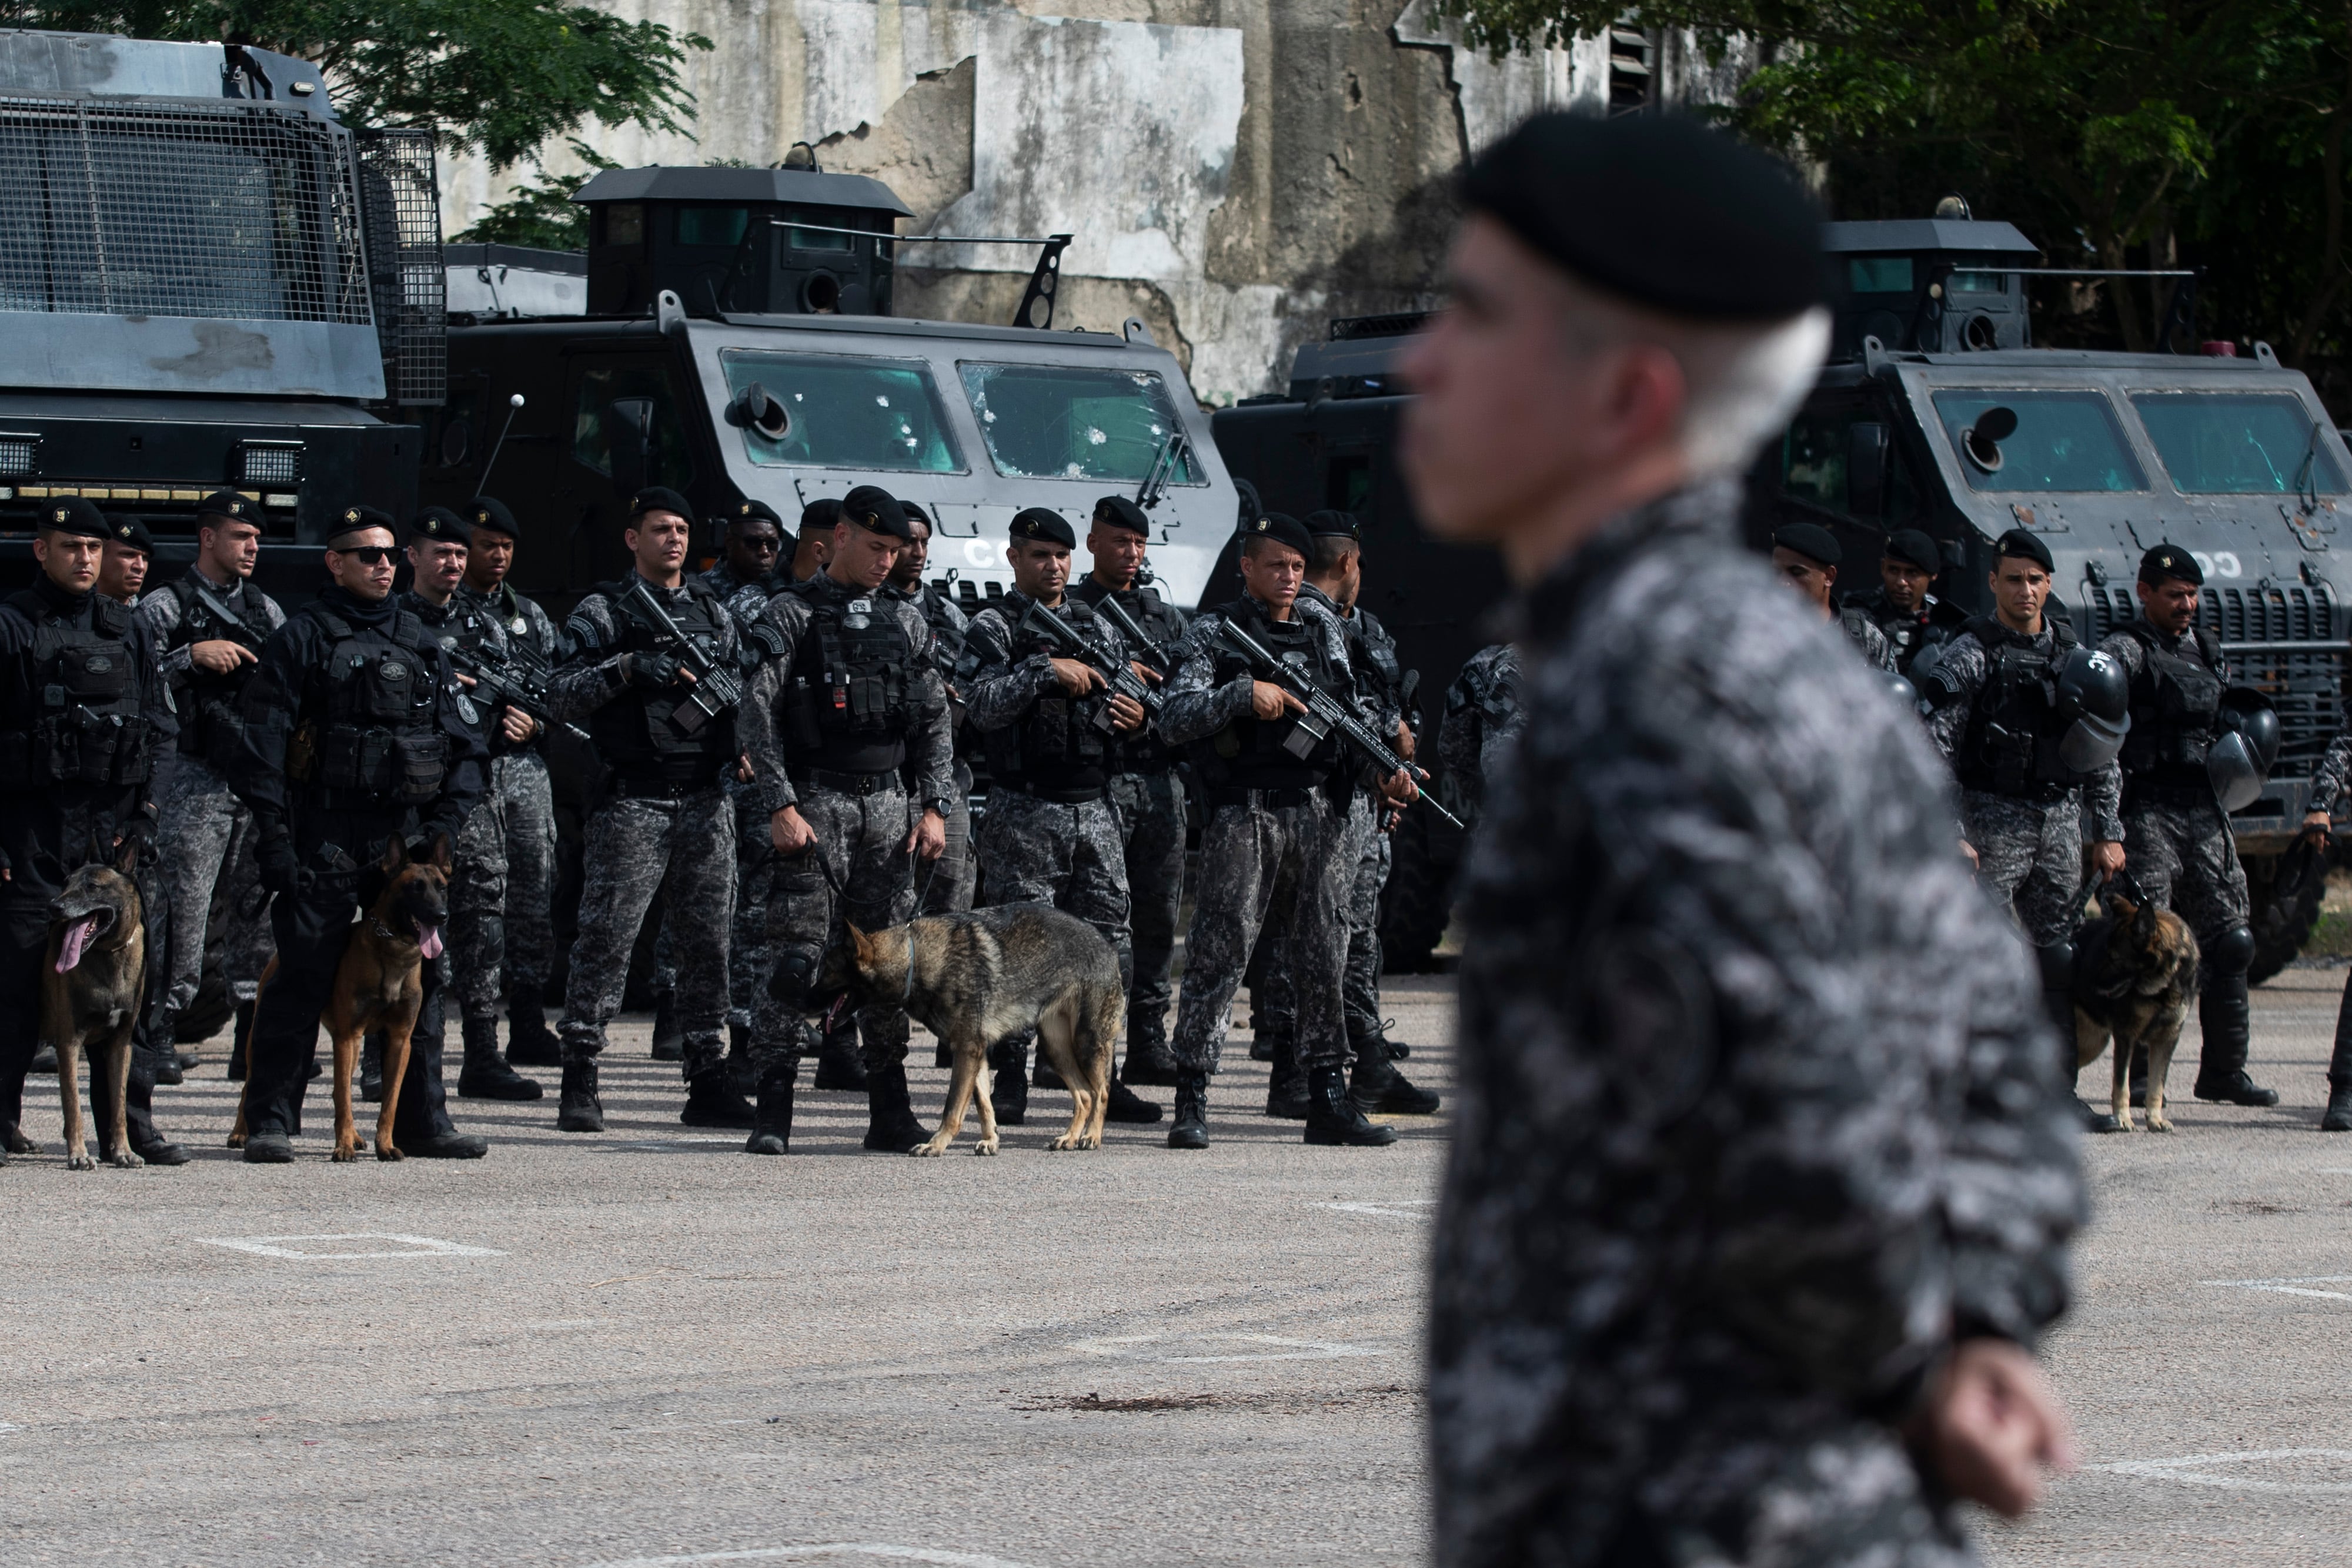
[
  {"xmin": 98, "ymin": 514, "xmax": 154, "ymax": 607},
  {"xmin": 2306, "ymin": 722, "xmax": 2352, "ymax": 1129},
  {"xmin": 1435, "ymin": 642, "xmax": 1521, "ymax": 830},
  {"xmin": 138, "ymin": 491, "xmax": 282, "ymax": 1079},
  {"xmin": 888, "ymin": 504, "xmax": 977, "ymax": 919},
  {"xmin": 1403, "ymin": 111, "xmax": 2083, "ymax": 1563},
  {"xmin": 1852, "ymin": 527, "xmax": 1967, "ymax": 677},
  {"xmin": 549, "ymin": 487, "xmax": 754, "ymax": 1134},
  {"xmin": 1159, "ymin": 511, "xmax": 1417, "ymax": 1149},
  {"xmin": 230, "ymin": 506, "xmax": 490, "ymax": 1162},
  {"xmin": 1068, "ymin": 494, "xmax": 1187, "ymax": 1085},
  {"xmin": 1771, "ymin": 521, "xmax": 1897, "ymax": 671},
  {"xmin": 964, "ymin": 507, "xmax": 1164, "ymax": 1127},
  {"xmin": 0, "ymin": 497, "xmax": 182, "ymax": 1166},
  {"xmin": 737, "ymin": 486, "xmax": 951, "ymax": 1154},
  {"xmin": 1921, "ymin": 527, "xmax": 2126, "ymax": 1048},
  {"xmin": 2099, "ymin": 543, "xmax": 2277, "ymax": 1107},
  {"xmin": 399, "ymin": 506, "xmax": 543, "ymax": 1102}
]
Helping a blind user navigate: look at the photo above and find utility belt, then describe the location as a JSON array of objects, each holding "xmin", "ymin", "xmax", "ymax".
[
  {"xmin": 997, "ymin": 779, "xmax": 1108, "ymax": 807},
  {"xmin": 1206, "ymin": 785, "xmax": 1315, "ymax": 812},
  {"xmin": 2124, "ymin": 778, "xmax": 2221, "ymax": 813},
  {"xmin": 791, "ymin": 766, "xmax": 901, "ymax": 798},
  {"xmin": 607, "ymin": 771, "xmax": 724, "ymax": 801}
]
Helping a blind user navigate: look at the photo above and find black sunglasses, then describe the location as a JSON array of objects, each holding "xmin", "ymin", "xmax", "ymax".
[{"xmin": 333, "ymin": 544, "xmax": 397, "ymax": 565}]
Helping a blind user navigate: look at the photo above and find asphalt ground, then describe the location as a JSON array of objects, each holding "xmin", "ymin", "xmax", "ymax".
[{"xmin": 11, "ymin": 968, "xmax": 2352, "ymax": 1565}]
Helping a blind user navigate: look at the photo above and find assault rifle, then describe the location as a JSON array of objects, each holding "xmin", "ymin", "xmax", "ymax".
[
  {"xmin": 1015, "ymin": 599, "xmax": 1164, "ymax": 734},
  {"xmin": 1084, "ymin": 590, "xmax": 1180, "ymax": 676},
  {"xmin": 186, "ymin": 578, "xmax": 266, "ymax": 653},
  {"xmin": 1218, "ymin": 618, "xmax": 1464, "ymax": 831},
  {"xmin": 619, "ymin": 579, "xmax": 742, "ymax": 733},
  {"xmin": 445, "ymin": 640, "xmax": 590, "ymax": 742}
]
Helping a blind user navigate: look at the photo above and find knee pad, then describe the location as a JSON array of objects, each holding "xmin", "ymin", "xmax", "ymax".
[
  {"xmin": 767, "ymin": 944, "xmax": 821, "ymax": 1012},
  {"xmin": 2034, "ymin": 941, "xmax": 2075, "ymax": 992},
  {"xmin": 2206, "ymin": 924, "xmax": 2254, "ymax": 977}
]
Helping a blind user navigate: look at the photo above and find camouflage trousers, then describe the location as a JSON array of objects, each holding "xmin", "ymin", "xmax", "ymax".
[
  {"xmin": 1959, "ymin": 788, "xmax": 2085, "ymax": 950},
  {"xmin": 1171, "ymin": 787, "xmax": 1354, "ymax": 1074},
  {"xmin": 1247, "ymin": 790, "xmax": 1390, "ymax": 1045},
  {"xmin": 1108, "ymin": 768, "xmax": 1186, "ymax": 1054},
  {"xmin": 2123, "ymin": 795, "xmax": 2250, "ymax": 961},
  {"xmin": 449, "ymin": 751, "xmax": 557, "ymax": 1021},
  {"xmin": 727, "ymin": 775, "xmax": 776, "ymax": 1031},
  {"xmin": 152, "ymin": 755, "xmax": 273, "ymax": 1019},
  {"xmin": 559, "ymin": 788, "xmax": 735, "ymax": 1078},
  {"xmin": 921, "ymin": 757, "xmax": 977, "ymax": 916},
  {"xmin": 751, "ymin": 783, "xmax": 917, "ymax": 1075},
  {"xmin": 975, "ymin": 787, "xmax": 1132, "ymax": 981}
]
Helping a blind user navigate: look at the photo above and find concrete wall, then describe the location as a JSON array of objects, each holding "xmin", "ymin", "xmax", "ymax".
[{"xmin": 437, "ymin": 1, "xmax": 1747, "ymax": 404}]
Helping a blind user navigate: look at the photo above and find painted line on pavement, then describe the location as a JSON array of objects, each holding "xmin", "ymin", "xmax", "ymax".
[
  {"xmin": 1067, "ymin": 1332, "xmax": 1387, "ymax": 1363},
  {"xmin": 1317, "ymin": 1199, "xmax": 1438, "ymax": 1221},
  {"xmin": 198, "ymin": 1232, "xmax": 505, "ymax": 1260},
  {"xmin": 2086, "ymin": 1449, "xmax": 2352, "ymax": 1492},
  {"xmin": 582, "ymin": 1544, "xmax": 1050, "ymax": 1568},
  {"xmin": 2205, "ymin": 1273, "xmax": 2352, "ymax": 1302}
]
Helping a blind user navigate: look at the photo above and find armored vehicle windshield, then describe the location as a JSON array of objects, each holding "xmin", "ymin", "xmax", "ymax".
[
  {"xmin": 1929, "ymin": 389, "xmax": 2147, "ymax": 493},
  {"xmin": 959, "ymin": 363, "xmax": 1203, "ymax": 484},
  {"xmin": 2129, "ymin": 392, "xmax": 2347, "ymax": 495},
  {"xmin": 719, "ymin": 349, "xmax": 964, "ymax": 474}
]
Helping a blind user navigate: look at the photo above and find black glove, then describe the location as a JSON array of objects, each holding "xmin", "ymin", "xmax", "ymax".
[
  {"xmin": 623, "ymin": 651, "xmax": 682, "ymax": 690},
  {"xmin": 255, "ymin": 836, "xmax": 301, "ymax": 897}
]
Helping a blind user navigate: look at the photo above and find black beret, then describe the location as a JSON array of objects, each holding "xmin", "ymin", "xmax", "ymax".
[
  {"xmin": 901, "ymin": 501, "xmax": 933, "ymax": 530},
  {"xmin": 1306, "ymin": 509, "xmax": 1362, "ymax": 541},
  {"xmin": 325, "ymin": 505, "xmax": 397, "ymax": 547},
  {"xmin": 798, "ymin": 497, "xmax": 843, "ymax": 540},
  {"xmin": 106, "ymin": 514, "xmax": 155, "ymax": 554},
  {"xmin": 1460, "ymin": 111, "xmax": 1826, "ymax": 321},
  {"xmin": 1772, "ymin": 521, "xmax": 1842, "ymax": 567},
  {"xmin": 1011, "ymin": 507, "xmax": 1077, "ymax": 549},
  {"xmin": 1882, "ymin": 528, "xmax": 1943, "ymax": 576},
  {"xmin": 841, "ymin": 485, "xmax": 912, "ymax": 541},
  {"xmin": 1093, "ymin": 495, "xmax": 1150, "ymax": 536},
  {"xmin": 1992, "ymin": 527, "xmax": 2053, "ymax": 573},
  {"xmin": 407, "ymin": 506, "xmax": 472, "ymax": 547},
  {"xmin": 1244, "ymin": 511, "xmax": 1314, "ymax": 560},
  {"xmin": 2140, "ymin": 543, "xmax": 2203, "ymax": 587},
  {"xmin": 629, "ymin": 486, "xmax": 694, "ymax": 524},
  {"xmin": 195, "ymin": 489, "xmax": 259, "ymax": 526},
  {"xmin": 39, "ymin": 496, "xmax": 109, "ymax": 539},
  {"xmin": 727, "ymin": 498, "xmax": 784, "ymax": 530},
  {"xmin": 467, "ymin": 496, "xmax": 520, "ymax": 538}
]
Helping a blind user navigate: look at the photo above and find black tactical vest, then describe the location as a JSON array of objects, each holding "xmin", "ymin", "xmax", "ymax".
[
  {"xmin": 1191, "ymin": 598, "xmax": 1349, "ymax": 793},
  {"xmin": 1071, "ymin": 577, "xmax": 1180, "ymax": 774},
  {"xmin": 781, "ymin": 583, "xmax": 918, "ymax": 775},
  {"xmin": 166, "ymin": 574, "xmax": 273, "ymax": 770},
  {"xmin": 285, "ymin": 606, "xmax": 447, "ymax": 808},
  {"xmin": 2118, "ymin": 620, "xmax": 2225, "ymax": 798},
  {"xmin": 1954, "ymin": 617, "xmax": 2083, "ymax": 802},
  {"xmin": 981, "ymin": 596, "xmax": 1117, "ymax": 801},
  {"xmin": 589, "ymin": 578, "xmax": 736, "ymax": 783},
  {"xmin": 0, "ymin": 589, "xmax": 153, "ymax": 791}
]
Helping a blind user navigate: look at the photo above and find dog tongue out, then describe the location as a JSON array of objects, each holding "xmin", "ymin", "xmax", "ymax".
[
  {"xmin": 54, "ymin": 915, "xmax": 98, "ymax": 974},
  {"xmin": 416, "ymin": 922, "xmax": 444, "ymax": 959}
]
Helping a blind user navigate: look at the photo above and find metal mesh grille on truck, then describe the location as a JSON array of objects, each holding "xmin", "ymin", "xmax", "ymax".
[{"xmin": 355, "ymin": 127, "xmax": 446, "ymax": 406}]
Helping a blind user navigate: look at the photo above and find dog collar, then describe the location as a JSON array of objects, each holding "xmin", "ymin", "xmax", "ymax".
[{"xmin": 370, "ymin": 917, "xmax": 412, "ymax": 947}]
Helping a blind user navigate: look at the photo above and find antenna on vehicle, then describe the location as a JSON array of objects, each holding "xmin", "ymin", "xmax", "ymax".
[{"xmin": 477, "ymin": 393, "xmax": 526, "ymax": 492}]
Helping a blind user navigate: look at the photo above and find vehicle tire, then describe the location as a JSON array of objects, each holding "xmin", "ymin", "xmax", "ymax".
[
  {"xmin": 1379, "ymin": 806, "xmax": 1451, "ymax": 974},
  {"xmin": 2247, "ymin": 840, "xmax": 2331, "ymax": 986}
]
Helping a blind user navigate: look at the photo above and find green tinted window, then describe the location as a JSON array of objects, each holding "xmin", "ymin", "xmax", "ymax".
[
  {"xmin": 1779, "ymin": 407, "xmax": 1919, "ymax": 520},
  {"xmin": 720, "ymin": 350, "xmax": 961, "ymax": 473},
  {"xmin": 676, "ymin": 206, "xmax": 749, "ymax": 246},
  {"xmin": 572, "ymin": 363, "xmax": 695, "ymax": 487},
  {"xmin": 2130, "ymin": 392, "xmax": 2346, "ymax": 495},
  {"xmin": 1947, "ymin": 270, "xmax": 2007, "ymax": 293},
  {"xmin": 1849, "ymin": 258, "xmax": 1913, "ymax": 293},
  {"xmin": 960, "ymin": 363, "xmax": 1201, "ymax": 483},
  {"xmin": 1931, "ymin": 390, "xmax": 2146, "ymax": 492}
]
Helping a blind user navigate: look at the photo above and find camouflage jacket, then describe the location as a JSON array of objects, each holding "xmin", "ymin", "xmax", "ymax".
[
  {"xmin": 1838, "ymin": 602, "xmax": 1899, "ymax": 673},
  {"xmin": 699, "ymin": 559, "xmax": 782, "ymax": 638},
  {"xmin": 962, "ymin": 588, "xmax": 1138, "ymax": 735},
  {"xmin": 2314, "ymin": 705, "xmax": 2352, "ymax": 817},
  {"xmin": 1431, "ymin": 479, "xmax": 2083, "ymax": 1568},
  {"xmin": 1436, "ymin": 642, "xmax": 1522, "ymax": 825},
  {"xmin": 1157, "ymin": 590, "xmax": 1357, "ymax": 748},
  {"xmin": 1920, "ymin": 621, "xmax": 2124, "ymax": 842}
]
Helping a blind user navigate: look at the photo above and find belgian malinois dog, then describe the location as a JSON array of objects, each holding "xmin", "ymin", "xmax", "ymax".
[
  {"xmin": 818, "ymin": 902, "xmax": 1125, "ymax": 1156},
  {"xmin": 2075, "ymin": 877, "xmax": 2200, "ymax": 1133},
  {"xmin": 41, "ymin": 840, "xmax": 146, "ymax": 1169},
  {"xmin": 230, "ymin": 835, "xmax": 451, "ymax": 1161}
]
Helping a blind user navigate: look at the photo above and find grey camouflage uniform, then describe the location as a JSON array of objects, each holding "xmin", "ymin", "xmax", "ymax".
[
  {"xmin": 1840, "ymin": 603, "xmax": 1899, "ymax": 672},
  {"xmin": 136, "ymin": 576, "xmax": 285, "ymax": 1018},
  {"xmin": 2094, "ymin": 624, "xmax": 2250, "ymax": 949},
  {"xmin": 898, "ymin": 581, "xmax": 976, "ymax": 916},
  {"xmin": 1436, "ymin": 642, "xmax": 1523, "ymax": 829},
  {"xmin": 1431, "ymin": 480, "xmax": 2083, "ymax": 1568},
  {"xmin": 737, "ymin": 576, "xmax": 953, "ymax": 1072},
  {"xmin": 448, "ymin": 581, "xmax": 563, "ymax": 1019},
  {"xmin": 2314, "ymin": 707, "xmax": 2352, "ymax": 823},
  {"xmin": 549, "ymin": 579, "xmax": 741, "ymax": 1080},
  {"xmin": 1161, "ymin": 593, "xmax": 1362, "ymax": 1075},
  {"xmin": 702, "ymin": 560, "xmax": 787, "ymax": 1029},
  {"xmin": 1922, "ymin": 624, "xmax": 2123, "ymax": 950}
]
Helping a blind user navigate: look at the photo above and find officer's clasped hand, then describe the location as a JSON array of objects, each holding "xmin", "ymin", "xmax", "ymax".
[
  {"xmin": 256, "ymin": 840, "xmax": 302, "ymax": 897},
  {"xmin": 623, "ymin": 651, "xmax": 684, "ymax": 691}
]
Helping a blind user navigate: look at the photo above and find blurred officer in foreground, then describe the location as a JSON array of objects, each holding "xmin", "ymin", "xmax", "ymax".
[
  {"xmin": 1854, "ymin": 527, "xmax": 1966, "ymax": 676},
  {"xmin": 0, "ymin": 498, "xmax": 181, "ymax": 1165},
  {"xmin": 230, "ymin": 506, "xmax": 489, "ymax": 1162},
  {"xmin": 2099, "ymin": 545, "xmax": 2277, "ymax": 1108},
  {"xmin": 1399, "ymin": 111, "xmax": 2083, "ymax": 1564},
  {"xmin": 1770, "ymin": 521, "xmax": 1896, "ymax": 671},
  {"xmin": 2307, "ymin": 718, "xmax": 2352, "ymax": 1129}
]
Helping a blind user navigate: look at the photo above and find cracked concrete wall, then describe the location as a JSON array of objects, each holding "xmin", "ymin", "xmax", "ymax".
[{"xmin": 437, "ymin": 0, "xmax": 1748, "ymax": 403}]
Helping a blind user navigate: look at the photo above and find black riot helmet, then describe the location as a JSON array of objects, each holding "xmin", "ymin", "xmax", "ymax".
[
  {"xmin": 2209, "ymin": 687, "xmax": 2281, "ymax": 811},
  {"xmin": 2054, "ymin": 647, "xmax": 2130, "ymax": 773}
]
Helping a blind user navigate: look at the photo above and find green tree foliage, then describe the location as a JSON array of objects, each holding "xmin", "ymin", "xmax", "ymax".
[{"xmin": 1434, "ymin": 1, "xmax": 2352, "ymax": 380}]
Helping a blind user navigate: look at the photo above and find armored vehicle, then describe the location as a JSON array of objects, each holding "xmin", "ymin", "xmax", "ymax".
[
  {"xmin": 424, "ymin": 165, "xmax": 1237, "ymax": 618},
  {"xmin": 0, "ymin": 29, "xmax": 445, "ymax": 597}
]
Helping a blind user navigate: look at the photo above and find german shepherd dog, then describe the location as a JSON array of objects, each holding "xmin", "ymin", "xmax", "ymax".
[
  {"xmin": 2074, "ymin": 877, "xmax": 2200, "ymax": 1132},
  {"xmin": 819, "ymin": 903, "xmax": 1125, "ymax": 1156},
  {"xmin": 41, "ymin": 840, "xmax": 146, "ymax": 1169},
  {"xmin": 230, "ymin": 835, "xmax": 450, "ymax": 1162}
]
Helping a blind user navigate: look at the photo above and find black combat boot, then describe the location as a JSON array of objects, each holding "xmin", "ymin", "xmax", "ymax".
[
  {"xmin": 727, "ymin": 1024, "xmax": 756, "ymax": 1095},
  {"xmin": 1262, "ymin": 1034, "xmax": 1308, "ymax": 1120},
  {"xmin": 2, "ymin": 1119, "xmax": 34, "ymax": 1154},
  {"xmin": 29, "ymin": 1044, "xmax": 55, "ymax": 1074},
  {"xmin": 862, "ymin": 1062, "xmax": 931, "ymax": 1152},
  {"xmin": 650, "ymin": 989, "xmax": 684, "ymax": 1062},
  {"xmin": 458, "ymin": 1015, "xmax": 543, "ymax": 1100},
  {"xmin": 1304, "ymin": 1064, "xmax": 1398, "ymax": 1147},
  {"xmin": 504, "ymin": 988, "xmax": 561, "ymax": 1066},
  {"xmin": 681, "ymin": 1064, "xmax": 756, "ymax": 1128},
  {"xmin": 2193, "ymin": 971, "xmax": 2278, "ymax": 1105},
  {"xmin": 556, "ymin": 1059, "xmax": 604, "ymax": 1133},
  {"xmin": 1105, "ymin": 1079, "xmax": 1162, "ymax": 1124},
  {"xmin": 360, "ymin": 1031, "xmax": 384, "ymax": 1102},
  {"xmin": 1351, "ymin": 1034, "xmax": 1440, "ymax": 1115},
  {"xmin": 813, "ymin": 1021, "xmax": 868, "ymax": 1091},
  {"xmin": 990, "ymin": 1037, "xmax": 1030, "ymax": 1125},
  {"xmin": 150, "ymin": 1012, "xmax": 183, "ymax": 1086},
  {"xmin": 746, "ymin": 1075, "xmax": 795, "ymax": 1155},
  {"xmin": 1167, "ymin": 1071, "xmax": 1208, "ymax": 1150},
  {"xmin": 1120, "ymin": 1031, "xmax": 1179, "ymax": 1086},
  {"xmin": 226, "ymin": 1000, "xmax": 255, "ymax": 1080},
  {"xmin": 240, "ymin": 1131, "xmax": 295, "ymax": 1163},
  {"xmin": 2323, "ymin": 973, "xmax": 2352, "ymax": 1131},
  {"xmin": 1034, "ymin": 1054, "xmax": 1066, "ymax": 1090}
]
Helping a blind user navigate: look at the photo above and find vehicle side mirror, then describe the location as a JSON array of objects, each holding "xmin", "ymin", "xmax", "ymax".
[
  {"xmin": 606, "ymin": 397, "xmax": 654, "ymax": 495},
  {"xmin": 730, "ymin": 380, "xmax": 791, "ymax": 442},
  {"xmin": 1963, "ymin": 406, "xmax": 2018, "ymax": 473},
  {"xmin": 1847, "ymin": 422, "xmax": 1889, "ymax": 519}
]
